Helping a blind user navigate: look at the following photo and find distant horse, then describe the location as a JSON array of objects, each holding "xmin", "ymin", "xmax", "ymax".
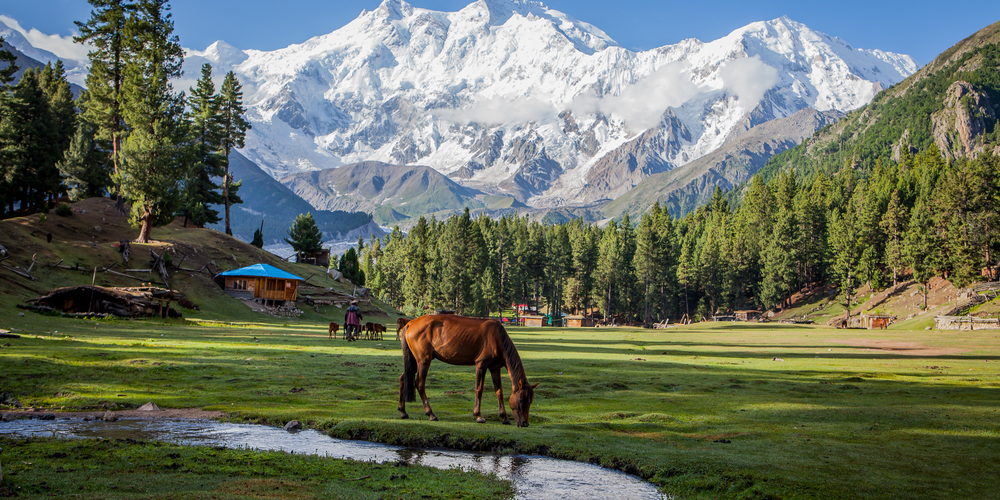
[
  {"xmin": 396, "ymin": 318, "xmax": 410, "ymax": 341},
  {"xmin": 328, "ymin": 322, "xmax": 339, "ymax": 339},
  {"xmin": 399, "ymin": 314, "xmax": 537, "ymax": 427}
]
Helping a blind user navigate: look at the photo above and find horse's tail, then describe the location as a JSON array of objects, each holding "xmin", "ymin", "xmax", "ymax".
[{"xmin": 400, "ymin": 325, "xmax": 417, "ymax": 403}]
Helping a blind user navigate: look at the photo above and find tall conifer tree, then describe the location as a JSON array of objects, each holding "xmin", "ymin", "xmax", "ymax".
[
  {"xmin": 119, "ymin": 0, "xmax": 185, "ymax": 243},
  {"xmin": 218, "ymin": 71, "xmax": 250, "ymax": 236}
]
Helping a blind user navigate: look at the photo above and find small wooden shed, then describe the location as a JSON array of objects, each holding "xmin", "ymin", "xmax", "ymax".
[
  {"xmin": 216, "ymin": 264, "xmax": 304, "ymax": 305},
  {"xmin": 297, "ymin": 249, "xmax": 331, "ymax": 267},
  {"xmin": 735, "ymin": 310, "xmax": 761, "ymax": 321},
  {"xmin": 522, "ymin": 315, "xmax": 545, "ymax": 327},
  {"xmin": 565, "ymin": 315, "xmax": 595, "ymax": 327}
]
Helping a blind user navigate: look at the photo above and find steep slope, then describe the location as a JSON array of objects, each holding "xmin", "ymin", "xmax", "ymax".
[
  {"xmin": 206, "ymin": 151, "xmax": 375, "ymax": 245},
  {"xmin": 603, "ymin": 108, "xmax": 842, "ymax": 218},
  {"xmin": 758, "ymin": 20, "xmax": 1000, "ymax": 183},
  {"xmin": 280, "ymin": 161, "xmax": 486, "ymax": 219},
  {"xmin": 185, "ymin": 0, "xmax": 916, "ymax": 212}
]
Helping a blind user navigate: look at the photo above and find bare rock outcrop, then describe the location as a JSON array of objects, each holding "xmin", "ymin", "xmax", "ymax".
[{"xmin": 932, "ymin": 81, "xmax": 997, "ymax": 158}]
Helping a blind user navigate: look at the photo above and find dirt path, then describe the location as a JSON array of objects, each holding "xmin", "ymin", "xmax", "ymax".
[{"xmin": 826, "ymin": 338, "xmax": 966, "ymax": 356}]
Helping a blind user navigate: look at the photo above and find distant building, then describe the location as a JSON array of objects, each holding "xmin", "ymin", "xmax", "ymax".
[
  {"xmin": 216, "ymin": 264, "xmax": 304, "ymax": 305},
  {"xmin": 735, "ymin": 310, "xmax": 761, "ymax": 321},
  {"xmin": 565, "ymin": 315, "xmax": 594, "ymax": 327},
  {"xmin": 297, "ymin": 249, "xmax": 331, "ymax": 267},
  {"xmin": 522, "ymin": 315, "xmax": 545, "ymax": 327}
]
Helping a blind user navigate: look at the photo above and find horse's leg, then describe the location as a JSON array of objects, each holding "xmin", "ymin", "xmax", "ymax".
[
  {"xmin": 416, "ymin": 361, "xmax": 438, "ymax": 421},
  {"xmin": 491, "ymin": 367, "xmax": 511, "ymax": 425},
  {"xmin": 473, "ymin": 364, "xmax": 487, "ymax": 423},
  {"xmin": 398, "ymin": 373, "xmax": 409, "ymax": 419}
]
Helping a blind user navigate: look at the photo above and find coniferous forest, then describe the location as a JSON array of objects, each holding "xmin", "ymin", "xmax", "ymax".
[{"xmin": 0, "ymin": 0, "xmax": 249, "ymax": 243}]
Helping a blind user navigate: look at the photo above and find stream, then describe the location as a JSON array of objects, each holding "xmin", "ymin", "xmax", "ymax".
[{"xmin": 0, "ymin": 418, "xmax": 666, "ymax": 500}]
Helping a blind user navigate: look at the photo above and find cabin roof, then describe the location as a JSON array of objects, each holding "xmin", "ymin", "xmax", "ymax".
[{"xmin": 217, "ymin": 264, "xmax": 304, "ymax": 281}]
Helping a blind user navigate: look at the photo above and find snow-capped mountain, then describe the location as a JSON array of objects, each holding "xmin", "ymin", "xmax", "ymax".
[
  {"xmin": 0, "ymin": 17, "xmax": 89, "ymax": 87},
  {"xmin": 185, "ymin": 0, "xmax": 916, "ymax": 209}
]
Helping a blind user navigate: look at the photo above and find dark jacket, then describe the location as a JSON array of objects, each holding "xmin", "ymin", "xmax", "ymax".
[{"xmin": 345, "ymin": 304, "xmax": 362, "ymax": 326}]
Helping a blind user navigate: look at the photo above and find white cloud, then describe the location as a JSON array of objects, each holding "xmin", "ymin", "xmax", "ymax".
[
  {"xmin": 718, "ymin": 55, "xmax": 780, "ymax": 106},
  {"xmin": 592, "ymin": 61, "xmax": 703, "ymax": 130},
  {"xmin": 437, "ymin": 95, "xmax": 557, "ymax": 125},
  {"xmin": 0, "ymin": 15, "xmax": 90, "ymax": 65}
]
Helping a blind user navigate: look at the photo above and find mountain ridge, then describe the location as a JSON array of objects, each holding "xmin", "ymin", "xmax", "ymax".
[{"xmin": 182, "ymin": 0, "xmax": 917, "ymax": 217}]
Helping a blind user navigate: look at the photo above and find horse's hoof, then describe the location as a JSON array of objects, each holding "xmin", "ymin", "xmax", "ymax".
[
  {"xmin": 476, "ymin": 416, "xmax": 486, "ymax": 424},
  {"xmin": 502, "ymin": 419, "xmax": 512, "ymax": 425},
  {"xmin": 429, "ymin": 416, "xmax": 439, "ymax": 422},
  {"xmin": 400, "ymin": 413, "xmax": 409, "ymax": 419}
]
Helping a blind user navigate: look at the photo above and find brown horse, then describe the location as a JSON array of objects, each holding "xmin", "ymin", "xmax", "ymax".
[
  {"xmin": 399, "ymin": 314, "xmax": 537, "ymax": 427},
  {"xmin": 395, "ymin": 318, "xmax": 410, "ymax": 340},
  {"xmin": 328, "ymin": 322, "xmax": 339, "ymax": 339}
]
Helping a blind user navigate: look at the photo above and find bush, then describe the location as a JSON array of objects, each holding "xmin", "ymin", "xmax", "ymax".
[{"xmin": 55, "ymin": 204, "xmax": 73, "ymax": 217}]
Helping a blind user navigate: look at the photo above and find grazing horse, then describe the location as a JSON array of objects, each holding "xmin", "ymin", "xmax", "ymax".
[
  {"xmin": 328, "ymin": 322, "xmax": 339, "ymax": 339},
  {"xmin": 395, "ymin": 318, "xmax": 410, "ymax": 341},
  {"xmin": 399, "ymin": 314, "xmax": 537, "ymax": 427}
]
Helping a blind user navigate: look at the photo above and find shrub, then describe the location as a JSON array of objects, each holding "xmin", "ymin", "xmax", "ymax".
[{"xmin": 55, "ymin": 204, "xmax": 73, "ymax": 217}]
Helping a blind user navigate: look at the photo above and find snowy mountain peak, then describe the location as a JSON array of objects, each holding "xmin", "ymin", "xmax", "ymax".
[{"xmin": 177, "ymin": 0, "xmax": 918, "ymax": 208}]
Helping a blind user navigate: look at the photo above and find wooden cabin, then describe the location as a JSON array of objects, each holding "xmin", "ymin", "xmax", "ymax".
[
  {"xmin": 735, "ymin": 310, "xmax": 761, "ymax": 321},
  {"xmin": 297, "ymin": 249, "xmax": 331, "ymax": 267},
  {"xmin": 216, "ymin": 264, "xmax": 304, "ymax": 305},
  {"xmin": 522, "ymin": 315, "xmax": 545, "ymax": 327},
  {"xmin": 565, "ymin": 315, "xmax": 595, "ymax": 327}
]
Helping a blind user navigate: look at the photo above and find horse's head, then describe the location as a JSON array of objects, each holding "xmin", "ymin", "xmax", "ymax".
[{"xmin": 510, "ymin": 381, "xmax": 539, "ymax": 427}]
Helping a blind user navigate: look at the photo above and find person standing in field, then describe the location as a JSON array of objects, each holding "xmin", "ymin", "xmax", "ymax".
[{"xmin": 345, "ymin": 300, "xmax": 362, "ymax": 341}]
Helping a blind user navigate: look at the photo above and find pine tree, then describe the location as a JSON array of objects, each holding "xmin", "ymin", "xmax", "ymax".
[
  {"xmin": 339, "ymin": 247, "xmax": 363, "ymax": 286},
  {"xmin": 829, "ymin": 204, "xmax": 863, "ymax": 324},
  {"xmin": 2, "ymin": 70, "xmax": 60, "ymax": 213},
  {"xmin": 218, "ymin": 71, "xmax": 250, "ymax": 236},
  {"xmin": 58, "ymin": 121, "xmax": 111, "ymax": 200},
  {"xmin": 0, "ymin": 36, "xmax": 16, "ymax": 88},
  {"xmin": 75, "ymin": 0, "xmax": 134, "ymax": 201},
  {"xmin": 250, "ymin": 220, "xmax": 264, "ymax": 248},
  {"xmin": 181, "ymin": 63, "xmax": 224, "ymax": 227},
  {"xmin": 760, "ymin": 208, "xmax": 800, "ymax": 311},
  {"xmin": 285, "ymin": 212, "xmax": 323, "ymax": 254},
  {"xmin": 880, "ymin": 190, "xmax": 908, "ymax": 286},
  {"xmin": 904, "ymin": 199, "xmax": 942, "ymax": 310},
  {"xmin": 119, "ymin": 0, "xmax": 186, "ymax": 243}
]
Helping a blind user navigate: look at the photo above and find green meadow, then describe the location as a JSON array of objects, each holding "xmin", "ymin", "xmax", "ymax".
[{"xmin": 2, "ymin": 313, "xmax": 998, "ymax": 499}]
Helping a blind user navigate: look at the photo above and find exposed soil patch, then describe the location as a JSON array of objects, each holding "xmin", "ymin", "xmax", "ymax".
[
  {"xmin": 826, "ymin": 338, "xmax": 965, "ymax": 356},
  {"xmin": 2, "ymin": 408, "xmax": 224, "ymax": 420}
]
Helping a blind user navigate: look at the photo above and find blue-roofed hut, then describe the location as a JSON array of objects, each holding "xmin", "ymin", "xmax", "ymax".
[{"xmin": 216, "ymin": 264, "xmax": 305, "ymax": 304}]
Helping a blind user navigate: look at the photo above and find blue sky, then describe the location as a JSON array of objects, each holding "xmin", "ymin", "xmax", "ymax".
[{"xmin": 3, "ymin": 0, "xmax": 1000, "ymax": 65}]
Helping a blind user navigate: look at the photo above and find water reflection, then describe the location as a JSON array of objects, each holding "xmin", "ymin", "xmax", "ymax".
[{"xmin": 0, "ymin": 418, "xmax": 666, "ymax": 500}]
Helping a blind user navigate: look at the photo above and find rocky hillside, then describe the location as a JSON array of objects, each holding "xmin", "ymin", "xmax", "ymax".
[
  {"xmin": 206, "ymin": 151, "xmax": 376, "ymax": 245},
  {"xmin": 281, "ymin": 161, "xmax": 513, "ymax": 222},
  {"xmin": 758, "ymin": 20, "xmax": 1000, "ymax": 182},
  {"xmin": 603, "ymin": 108, "xmax": 842, "ymax": 218}
]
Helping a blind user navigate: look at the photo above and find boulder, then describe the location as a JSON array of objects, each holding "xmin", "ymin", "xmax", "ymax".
[
  {"xmin": 102, "ymin": 411, "xmax": 118, "ymax": 422},
  {"xmin": 136, "ymin": 402, "xmax": 161, "ymax": 411},
  {"xmin": 283, "ymin": 420, "xmax": 302, "ymax": 431}
]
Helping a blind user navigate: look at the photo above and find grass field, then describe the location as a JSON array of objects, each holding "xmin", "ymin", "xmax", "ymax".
[{"xmin": 2, "ymin": 311, "xmax": 998, "ymax": 499}]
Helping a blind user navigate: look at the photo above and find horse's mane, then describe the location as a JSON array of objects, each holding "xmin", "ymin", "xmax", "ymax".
[{"xmin": 498, "ymin": 325, "xmax": 527, "ymax": 384}]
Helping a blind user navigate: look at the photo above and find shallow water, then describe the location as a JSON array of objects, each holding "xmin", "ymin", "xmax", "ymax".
[{"xmin": 0, "ymin": 418, "xmax": 665, "ymax": 500}]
